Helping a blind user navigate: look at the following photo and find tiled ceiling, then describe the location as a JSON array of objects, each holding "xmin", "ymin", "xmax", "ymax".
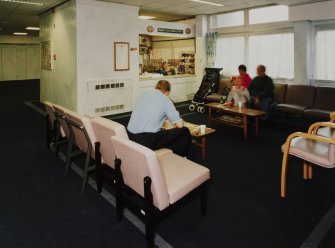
[{"xmin": 0, "ymin": 0, "xmax": 329, "ymax": 36}]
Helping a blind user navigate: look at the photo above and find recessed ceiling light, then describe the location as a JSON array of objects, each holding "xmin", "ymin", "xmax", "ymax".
[
  {"xmin": 139, "ymin": 16, "xmax": 156, "ymax": 20},
  {"xmin": 14, "ymin": 32, "xmax": 28, "ymax": 35},
  {"xmin": 0, "ymin": 0, "xmax": 44, "ymax": 6},
  {"xmin": 26, "ymin": 27, "xmax": 40, "ymax": 30},
  {"xmin": 189, "ymin": 0, "xmax": 224, "ymax": 7}
]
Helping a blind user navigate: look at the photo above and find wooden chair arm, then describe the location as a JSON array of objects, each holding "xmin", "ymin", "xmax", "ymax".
[
  {"xmin": 308, "ymin": 122, "xmax": 335, "ymax": 134},
  {"xmin": 331, "ymin": 111, "xmax": 335, "ymax": 122}
]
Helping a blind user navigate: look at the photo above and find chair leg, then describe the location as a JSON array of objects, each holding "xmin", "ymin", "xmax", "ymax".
[
  {"xmin": 115, "ymin": 158, "xmax": 124, "ymax": 222},
  {"xmin": 303, "ymin": 161, "xmax": 308, "ymax": 180},
  {"xmin": 95, "ymin": 142, "xmax": 103, "ymax": 193},
  {"xmin": 65, "ymin": 136, "xmax": 74, "ymax": 174},
  {"xmin": 54, "ymin": 128, "xmax": 61, "ymax": 157},
  {"xmin": 308, "ymin": 164, "xmax": 313, "ymax": 179},
  {"xmin": 45, "ymin": 115, "xmax": 51, "ymax": 148},
  {"xmin": 81, "ymin": 152, "xmax": 91, "ymax": 194},
  {"xmin": 200, "ymin": 188, "xmax": 208, "ymax": 216},
  {"xmin": 281, "ymin": 151, "xmax": 289, "ymax": 198},
  {"xmin": 144, "ymin": 176, "xmax": 155, "ymax": 248}
]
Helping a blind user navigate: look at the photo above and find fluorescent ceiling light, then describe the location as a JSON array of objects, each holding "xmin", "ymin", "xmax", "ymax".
[
  {"xmin": 14, "ymin": 32, "xmax": 28, "ymax": 35},
  {"xmin": 139, "ymin": 16, "xmax": 156, "ymax": 20},
  {"xmin": 190, "ymin": 0, "xmax": 224, "ymax": 7},
  {"xmin": 26, "ymin": 27, "xmax": 40, "ymax": 30},
  {"xmin": 0, "ymin": 0, "xmax": 44, "ymax": 6}
]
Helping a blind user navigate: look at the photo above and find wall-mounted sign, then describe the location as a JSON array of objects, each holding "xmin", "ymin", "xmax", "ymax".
[
  {"xmin": 41, "ymin": 40, "xmax": 52, "ymax": 70},
  {"xmin": 114, "ymin": 42, "xmax": 130, "ymax": 71},
  {"xmin": 157, "ymin": 28, "xmax": 183, "ymax": 34},
  {"xmin": 147, "ymin": 26, "xmax": 154, "ymax": 33}
]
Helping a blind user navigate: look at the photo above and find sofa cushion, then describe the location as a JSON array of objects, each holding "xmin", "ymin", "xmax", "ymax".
[
  {"xmin": 314, "ymin": 87, "xmax": 335, "ymax": 111},
  {"xmin": 272, "ymin": 103, "xmax": 308, "ymax": 114},
  {"xmin": 304, "ymin": 108, "xmax": 332, "ymax": 120},
  {"xmin": 217, "ymin": 79, "xmax": 233, "ymax": 95},
  {"xmin": 205, "ymin": 94, "xmax": 222, "ymax": 103},
  {"xmin": 285, "ymin": 85, "xmax": 315, "ymax": 107},
  {"xmin": 273, "ymin": 83, "xmax": 287, "ymax": 104}
]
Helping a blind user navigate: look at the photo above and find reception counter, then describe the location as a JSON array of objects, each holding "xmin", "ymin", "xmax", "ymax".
[{"xmin": 138, "ymin": 74, "xmax": 198, "ymax": 103}]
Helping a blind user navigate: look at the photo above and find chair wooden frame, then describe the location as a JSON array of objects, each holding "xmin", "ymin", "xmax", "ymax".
[
  {"xmin": 53, "ymin": 108, "xmax": 70, "ymax": 157},
  {"xmin": 281, "ymin": 121, "xmax": 335, "ymax": 198}
]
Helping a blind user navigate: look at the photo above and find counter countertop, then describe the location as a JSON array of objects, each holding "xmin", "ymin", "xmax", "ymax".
[{"xmin": 139, "ymin": 74, "xmax": 196, "ymax": 80}]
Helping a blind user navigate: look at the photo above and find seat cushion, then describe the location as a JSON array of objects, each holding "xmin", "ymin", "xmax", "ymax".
[
  {"xmin": 285, "ymin": 85, "xmax": 315, "ymax": 107},
  {"xmin": 317, "ymin": 126, "xmax": 334, "ymax": 138},
  {"xmin": 158, "ymin": 152, "xmax": 210, "ymax": 204},
  {"xmin": 273, "ymin": 83, "xmax": 287, "ymax": 104},
  {"xmin": 314, "ymin": 87, "xmax": 335, "ymax": 110},
  {"xmin": 205, "ymin": 94, "xmax": 222, "ymax": 103},
  {"xmin": 281, "ymin": 136, "xmax": 334, "ymax": 168},
  {"xmin": 272, "ymin": 104, "xmax": 307, "ymax": 114},
  {"xmin": 304, "ymin": 108, "xmax": 331, "ymax": 121}
]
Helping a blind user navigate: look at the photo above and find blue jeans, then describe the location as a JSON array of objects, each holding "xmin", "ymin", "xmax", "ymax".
[{"xmin": 249, "ymin": 97, "xmax": 272, "ymax": 119}]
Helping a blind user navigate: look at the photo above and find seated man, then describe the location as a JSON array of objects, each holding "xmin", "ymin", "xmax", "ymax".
[
  {"xmin": 232, "ymin": 64, "xmax": 252, "ymax": 89},
  {"xmin": 225, "ymin": 77, "xmax": 250, "ymax": 107},
  {"xmin": 248, "ymin": 65, "xmax": 274, "ymax": 116},
  {"xmin": 127, "ymin": 80, "xmax": 191, "ymax": 157}
]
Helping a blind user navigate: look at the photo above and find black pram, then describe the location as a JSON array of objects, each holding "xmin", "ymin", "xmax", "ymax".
[{"xmin": 189, "ymin": 67, "xmax": 222, "ymax": 113}]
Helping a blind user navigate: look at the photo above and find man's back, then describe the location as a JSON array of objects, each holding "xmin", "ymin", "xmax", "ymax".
[{"xmin": 127, "ymin": 89, "xmax": 179, "ymax": 134}]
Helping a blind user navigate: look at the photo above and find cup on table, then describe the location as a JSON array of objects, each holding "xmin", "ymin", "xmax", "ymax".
[
  {"xmin": 238, "ymin": 101, "xmax": 243, "ymax": 109},
  {"xmin": 200, "ymin": 124, "xmax": 206, "ymax": 135}
]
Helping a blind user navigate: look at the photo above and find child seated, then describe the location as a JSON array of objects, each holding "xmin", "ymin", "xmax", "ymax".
[{"xmin": 225, "ymin": 77, "xmax": 250, "ymax": 107}]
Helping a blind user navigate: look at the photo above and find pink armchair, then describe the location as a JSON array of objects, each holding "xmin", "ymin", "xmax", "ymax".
[
  {"xmin": 111, "ymin": 136, "xmax": 210, "ymax": 248},
  {"xmin": 64, "ymin": 110, "xmax": 95, "ymax": 194},
  {"xmin": 42, "ymin": 101, "xmax": 57, "ymax": 148},
  {"xmin": 89, "ymin": 116, "xmax": 129, "ymax": 192}
]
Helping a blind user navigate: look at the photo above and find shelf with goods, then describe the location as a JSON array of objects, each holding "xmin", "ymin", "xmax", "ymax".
[{"xmin": 178, "ymin": 51, "xmax": 195, "ymax": 75}]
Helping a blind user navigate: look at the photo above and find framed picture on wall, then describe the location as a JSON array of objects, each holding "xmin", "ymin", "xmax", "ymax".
[
  {"xmin": 114, "ymin": 42, "xmax": 129, "ymax": 71},
  {"xmin": 41, "ymin": 40, "xmax": 52, "ymax": 70}
]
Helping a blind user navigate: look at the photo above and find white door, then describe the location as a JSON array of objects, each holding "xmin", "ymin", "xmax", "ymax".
[
  {"xmin": 2, "ymin": 47, "xmax": 17, "ymax": 80},
  {"xmin": 27, "ymin": 46, "xmax": 40, "ymax": 79},
  {"xmin": 16, "ymin": 47, "xmax": 27, "ymax": 80}
]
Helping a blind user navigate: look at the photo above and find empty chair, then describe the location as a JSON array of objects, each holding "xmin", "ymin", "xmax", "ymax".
[
  {"xmin": 316, "ymin": 111, "xmax": 335, "ymax": 138},
  {"xmin": 64, "ymin": 110, "xmax": 96, "ymax": 194},
  {"xmin": 42, "ymin": 101, "xmax": 57, "ymax": 148},
  {"xmin": 89, "ymin": 116, "xmax": 129, "ymax": 192},
  {"xmin": 52, "ymin": 104, "xmax": 71, "ymax": 157},
  {"xmin": 111, "ymin": 136, "xmax": 210, "ymax": 248},
  {"xmin": 281, "ymin": 121, "xmax": 335, "ymax": 197}
]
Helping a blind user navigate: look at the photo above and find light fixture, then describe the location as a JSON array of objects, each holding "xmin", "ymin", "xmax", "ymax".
[
  {"xmin": 189, "ymin": 0, "xmax": 224, "ymax": 7},
  {"xmin": 139, "ymin": 15, "xmax": 156, "ymax": 20},
  {"xmin": 0, "ymin": 0, "xmax": 44, "ymax": 6},
  {"xmin": 14, "ymin": 32, "xmax": 28, "ymax": 35},
  {"xmin": 26, "ymin": 27, "xmax": 40, "ymax": 30}
]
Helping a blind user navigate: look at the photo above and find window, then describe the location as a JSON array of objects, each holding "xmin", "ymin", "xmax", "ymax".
[
  {"xmin": 210, "ymin": 11, "xmax": 244, "ymax": 29},
  {"xmin": 214, "ymin": 36, "xmax": 245, "ymax": 77},
  {"xmin": 314, "ymin": 29, "xmax": 335, "ymax": 80},
  {"xmin": 249, "ymin": 5, "xmax": 288, "ymax": 25},
  {"xmin": 248, "ymin": 33, "xmax": 294, "ymax": 79}
]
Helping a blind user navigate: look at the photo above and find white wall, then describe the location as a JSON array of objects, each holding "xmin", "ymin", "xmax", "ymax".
[
  {"xmin": 290, "ymin": 0, "xmax": 335, "ymax": 22},
  {"xmin": 39, "ymin": 0, "xmax": 77, "ymax": 111},
  {"xmin": 76, "ymin": 0, "xmax": 139, "ymax": 116}
]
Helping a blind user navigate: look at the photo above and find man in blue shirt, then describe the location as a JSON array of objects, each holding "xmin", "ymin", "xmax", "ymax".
[{"xmin": 127, "ymin": 80, "xmax": 191, "ymax": 157}]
